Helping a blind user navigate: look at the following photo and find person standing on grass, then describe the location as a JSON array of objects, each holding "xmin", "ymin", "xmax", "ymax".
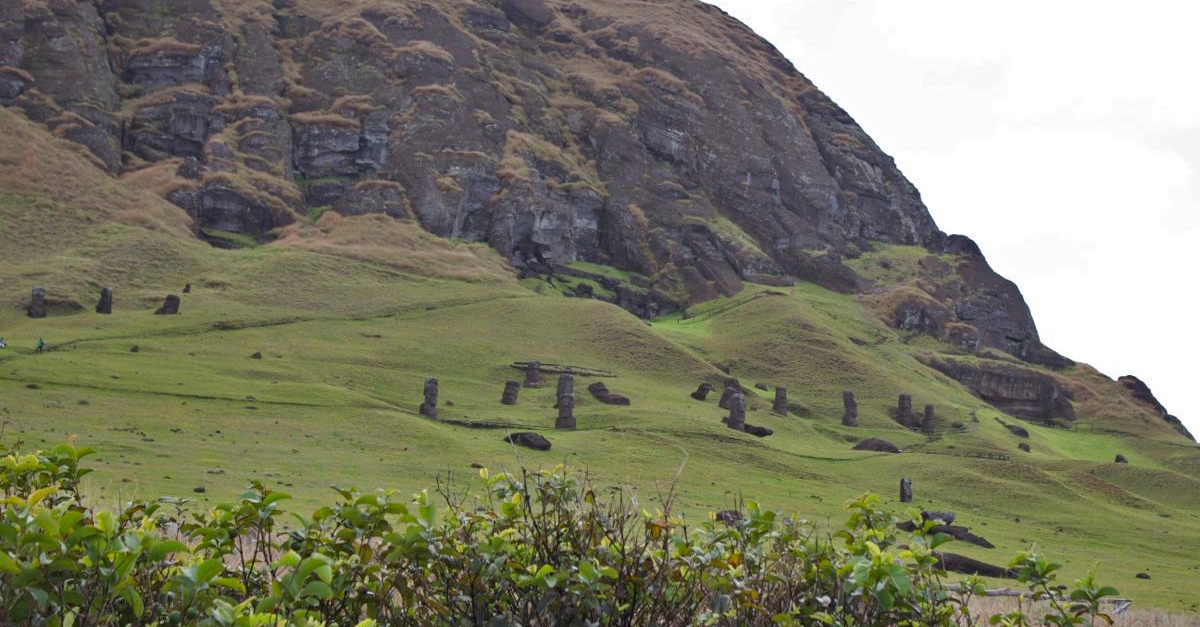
[
  {"xmin": 35, "ymin": 337, "xmax": 44, "ymax": 353},
  {"xmin": 0, "ymin": 337, "xmax": 6, "ymax": 348}
]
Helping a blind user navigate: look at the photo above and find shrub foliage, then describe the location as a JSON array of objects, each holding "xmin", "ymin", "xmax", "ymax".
[{"xmin": 1, "ymin": 441, "xmax": 1118, "ymax": 626}]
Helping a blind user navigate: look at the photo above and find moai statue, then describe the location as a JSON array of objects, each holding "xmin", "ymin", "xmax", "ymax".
[
  {"xmin": 501, "ymin": 380, "xmax": 520, "ymax": 405},
  {"xmin": 155, "ymin": 294, "xmax": 181, "ymax": 315},
  {"xmin": 922, "ymin": 404, "xmax": 936, "ymax": 434},
  {"xmin": 555, "ymin": 393, "xmax": 576, "ymax": 429},
  {"xmin": 182, "ymin": 283, "xmax": 192, "ymax": 294},
  {"xmin": 690, "ymin": 382, "xmax": 713, "ymax": 401},
  {"xmin": 419, "ymin": 377, "xmax": 438, "ymax": 418},
  {"xmin": 28, "ymin": 286, "xmax": 46, "ymax": 318},
  {"xmin": 725, "ymin": 391, "xmax": 746, "ymax": 431},
  {"xmin": 95, "ymin": 287, "xmax": 113, "ymax": 314},
  {"xmin": 523, "ymin": 361, "xmax": 542, "ymax": 388},
  {"xmin": 842, "ymin": 390, "xmax": 859, "ymax": 427},
  {"xmin": 553, "ymin": 374, "xmax": 574, "ymax": 408},
  {"xmin": 718, "ymin": 378, "xmax": 739, "ymax": 409},
  {"xmin": 772, "ymin": 387, "xmax": 788, "ymax": 415},
  {"xmin": 900, "ymin": 477, "xmax": 913, "ymax": 503},
  {"xmin": 898, "ymin": 394, "xmax": 914, "ymax": 428}
]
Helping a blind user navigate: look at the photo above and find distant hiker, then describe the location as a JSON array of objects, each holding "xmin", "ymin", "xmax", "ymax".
[
  {"xmin": 0, "ymin": 337, "xmax": 6, "ymax": 348},
  {"xmin": 35, "ymin": 337, "xmax": 44, "ymax": 353}
]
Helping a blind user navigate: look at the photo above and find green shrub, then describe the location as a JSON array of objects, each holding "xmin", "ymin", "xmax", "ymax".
[{"xmin": 0, "ymin": 441, "xmax": 1119, "ymax": 626}]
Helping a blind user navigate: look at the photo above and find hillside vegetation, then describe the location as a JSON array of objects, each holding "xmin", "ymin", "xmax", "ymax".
[{"xmin": 1, "ymin": 182, "xmax": 1198, "ymax": 611}]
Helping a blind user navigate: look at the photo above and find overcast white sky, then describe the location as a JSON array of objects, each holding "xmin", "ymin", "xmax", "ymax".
[{"xmin": 709, "ymin": 0, "xmax": 1200, "ymax": 438}]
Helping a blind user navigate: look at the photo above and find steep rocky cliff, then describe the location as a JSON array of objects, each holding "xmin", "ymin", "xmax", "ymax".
[{"xmin": 4, "ymin": 0, "xmax": 1180, "ymax": 436}]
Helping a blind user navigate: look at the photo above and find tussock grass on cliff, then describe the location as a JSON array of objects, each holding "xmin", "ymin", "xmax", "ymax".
[
  {"xmin": 272, "ymin": 213, "xmax": 517, "ymax": 283},
  {"xmin": 0, "ymin": 110, "xmax": 192, "ymax": 237}
]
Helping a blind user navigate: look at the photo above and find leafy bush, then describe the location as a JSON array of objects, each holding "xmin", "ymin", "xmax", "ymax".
[{"xmin": 0, "ymin": 441, "xmax": 1119, "ymax": 626}]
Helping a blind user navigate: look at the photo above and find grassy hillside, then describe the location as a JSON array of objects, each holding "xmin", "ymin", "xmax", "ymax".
[{"xmin": 2, "ymin": 185, "xmax": 1199, "ymax": 611}]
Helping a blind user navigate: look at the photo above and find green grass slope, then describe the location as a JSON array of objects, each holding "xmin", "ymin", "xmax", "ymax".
[{"xmin": 2, "ymin": 192, "xmax": 1199, "ymax": 610}]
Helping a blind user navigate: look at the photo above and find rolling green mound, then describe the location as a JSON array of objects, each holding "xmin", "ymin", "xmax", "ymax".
[{"xmin": 2, "ymin": 192, "xmax": 1199, "ymax": 610}]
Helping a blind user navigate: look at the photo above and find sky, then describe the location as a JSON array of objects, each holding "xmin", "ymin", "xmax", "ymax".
[{"xmin": 708, "ymin": 0, "xmax": 1200, "ymax": 438}]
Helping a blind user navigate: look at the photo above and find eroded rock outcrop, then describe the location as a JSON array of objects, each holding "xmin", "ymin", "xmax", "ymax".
[
  {"xmin": 922, "ymin": 357, "xmax": 1075, "ymax": 423},
  {"xmin": 1119, "ymin": 375, "xmax": 1193, "ymax": 441}
]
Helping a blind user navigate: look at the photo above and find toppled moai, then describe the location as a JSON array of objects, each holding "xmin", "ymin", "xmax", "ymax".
[
  {"xmin": 743, "ymin": 424, "xmax": 774, "ymax": 437},
  {"xmin": 898, "ymin": 394, "xmax": 914, "ymax": 428},
  {"xmin": 27, "ymin": 286, "xmax": 46, "ymax": 318},
  {"xmin": 772, "ymin": 387, "xmax": 788, "ymax": 415},
  {"xmin": 501, "ymin": 379, "xmax": 520, "ymax": 405},
  {"xmin": 842, "ymin": 390, "xmax": 858, "ymax": 427},
  {"xmin": 154, "ymin": 294, "xmax": 181, "ymax": 315},
  {"xmin": 922, "ymin": 404, "xmax": 936, "ymax": 434},
  {"xmin": 724, "ymin": 391, "xmax": 746, "ymax": 431},
  {"xmin": 718, "ymin": 378, "xmax": 740, "ymax": 410},
  {"xmin": 900, "ymin": 477, "xmax": 913, "ymax": 503},
  {"xmin": 523, "ymin": 361, "xmax": 542, "ymax": 388},
  {"xmin": 504, "ymin": 432, "xmax": 551, "ymax": 451},
  {"xmin": 419, "ymin": 377, "xmax": 438, "ymax": 418},
  {"xmin": 588, "ymin": 381, "xmax": 630, "ymax": 406},
  {"xmin": 555, "ymin": 393, "xmax": 576, "ymax": 430},
  {"xmin": 95, "ymin": 287, "xmax": 113, "ymax": 314},
  {"xmin": 690, "ymin": 382, "xmax": 714, "ymax": 401}
]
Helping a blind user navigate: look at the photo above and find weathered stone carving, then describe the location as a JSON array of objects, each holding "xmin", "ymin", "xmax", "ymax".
[
  {"xmin": 724, "ymin": 391, "xmax": 745, "ymax": 431},
  {"xmin": 842, "ymin": 390, "xmax": 858, "ymax": 427},
  {"xmin": 501, "ymin": 379, "xmax": 520, "ymax": 405},
  {"xmin": 505, "ymin": 432, "xmax": 551, "ymax": 450},
  {"xmin": 718, "ymin": 378, "xmax": 740, "ymax": 409},
  {"xmin": 419, "ymin": 377, "xmax": 438, "ymax": 418},
  {"xmin": 28, "ymin": 286, "xmax": 46, "ymax": 318},
  {"xmin": 154, "ymin": 294, "xmax": 181, "ymax": 315},
  {"xmin": 555, "ymin": 393, "xmax": 576, "ymax": 430},
  {"xmin": 772, "ymin": 386, "xmax": 788, "ymax": 415},
  {"xmin": 95, "ymin": 287, "xmax": 113, "ymax": 314},
  {"xmin": 898, "ymin": 394, "xmax": 914, "ymax": 428},
  {"xmin": 523, "ymin": 360, "xmax": 542, "ymax": 388}
]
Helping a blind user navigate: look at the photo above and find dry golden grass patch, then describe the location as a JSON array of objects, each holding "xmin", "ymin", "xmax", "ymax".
[
  {"xmin": 271, "ymin": 212, "xmax": 516, "ymax": 283},
  {"xmin": 0, "ymin": 109, "xmax": 192, "ymax": 237}
]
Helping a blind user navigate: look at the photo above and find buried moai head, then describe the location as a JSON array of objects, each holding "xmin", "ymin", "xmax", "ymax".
[
  {"xmin": 772, "ymin": 386, "xmax": 788, "ymax": 415},
  {"xmin": 501, "ymin": 379, "xmax": 520, "ymax": 405},
  {"xmin": 28, "ymin": 286, "xmax": 46, "ymax": 318},
  {"xmin": 898, "ymin": 394, "xmax": 914, "ymax": 427},
  {"xmin": 524, "ymin": 361, "xmax": 542, "ymax": 388},
  {"xmin": 842, "ymin": 390, "xmax": 858, "ymax": 427},
  {"xmin": 900, "ymin": 477, "xmax": 913, "ymax": 503},
  {"xmin": 554, "ymin": 374, "xmax": 574, "ymax": 406},
  {"xmin": 725, "ymin": 391, "xmax": 746, "ymax": 431},
  {"xmin": 718, "ymin": 378, "xmax": 740, "ymax": 409},
  {"xmin": 155, "ymin": 294, "xmax": 181, "ymax": 315},
  {"xmin": 419, "ymin": 377, "xmax": 439, "ymax": 418},
  {"xmin": 95, "ymin": 287, "xmax": 113, "ymax": 314},
  {"xmin": 691, "ymin": 382, "xmax": 714, "ymax": 401},
  {"xmin": 922, "ymin": 404, "xmax": 935, "ymax": 434},
  {"xmin": 555, "ymin": 393, "xmax": 576, "ymax": 429}
]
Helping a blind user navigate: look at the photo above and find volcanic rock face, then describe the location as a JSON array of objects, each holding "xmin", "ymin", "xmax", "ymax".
[{"xmin": 0, "ymin": 0, "xmax": 1069, "ymax": 365}]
